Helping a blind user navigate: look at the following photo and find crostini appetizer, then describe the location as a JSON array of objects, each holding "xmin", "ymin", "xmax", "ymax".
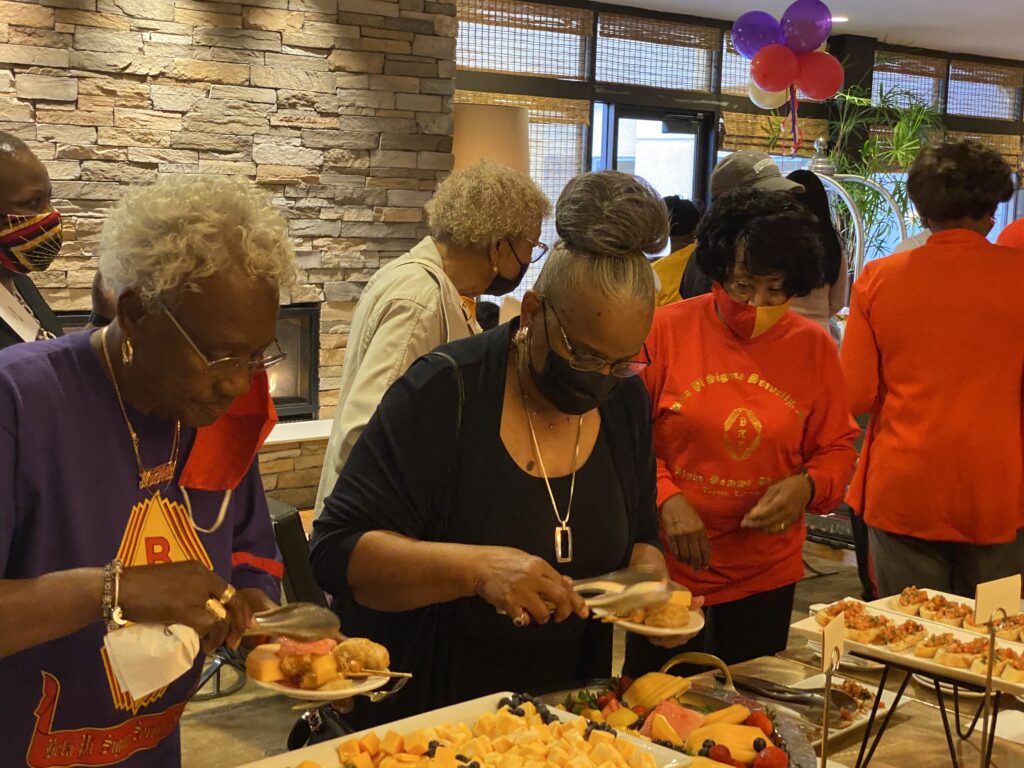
[
  {"xmin": 919, "ymin": 595, "xmax": 950, "ymax": 621},
  {"xmin": 1002, "ymin": 653, "xmax": 1024, "ymax": 683},
  {"xmin": 891, "ymin": 586, "xmax": 929, "ymax": 616},
  {"xmin": 816, "ymin": 599, "xmax": 865, "ymax": 627},
  {"xmin": 970, "ymin": 648, "xmax": 1019, "ymax": 677},
  {"xmin": 845, "ymin": 612, "xmax": 893, "ymax": 644},
  {"xmin": 880, "ymin": 619, "xmax": 927, "ymax": 652},
  {"xmin": 914, "ymin": 632, "xmax": 955, "ymax": 658},
  {"xmin": 934, "ymin": 638, "xmax": 989, "ymax": 669},
  {"xmin": 934, "ymin": 602, "xmax": 972, "ymax": 628}
]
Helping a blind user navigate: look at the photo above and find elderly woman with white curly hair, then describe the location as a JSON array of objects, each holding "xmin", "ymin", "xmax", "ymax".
[
  {"xmin": 0, "ymin": 175, "xmax": 294, "ymax": 766},
  {"xmin": 316, "ymin": 160, "xmax": 551, "ymax": 512}
]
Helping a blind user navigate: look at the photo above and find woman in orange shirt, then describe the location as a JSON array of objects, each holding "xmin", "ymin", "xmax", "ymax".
[
  {"xmin": 841, "ymin": 140, "xmax": 1024, "ymax": 597},
  {"xmin": 626, "ymin": 189, "xmax": 859, "ymax": 674}
]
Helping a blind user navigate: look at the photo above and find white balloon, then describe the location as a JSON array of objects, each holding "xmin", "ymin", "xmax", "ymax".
[{"xmin": 748, "ymin": 80, "xmax": 789, "ymax": 109}]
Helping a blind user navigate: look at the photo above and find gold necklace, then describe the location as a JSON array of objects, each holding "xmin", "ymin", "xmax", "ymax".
[
  {"xmin": 100, "ymin": 326, "xmax": 181, "ymax": 490},
  {"xmin": 516, "ymin": 342, "xmax": 583, "ymax": 564}
]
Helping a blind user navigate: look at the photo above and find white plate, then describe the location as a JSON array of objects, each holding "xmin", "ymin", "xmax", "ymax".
[
  {"xmin": 776, "ymin": 674, "xmax": 900, "ymax": 748},
  {"xmin": 252, "ymin": 674, "xmax": 390, "ymax": 701},
  {"xmin": 592, "ymin": 607, "xmax": 705, "ymax": 637},
  {"xmin": 911, "ymin": 674, "xmax": 985, "ymax": 699},
  {"xmin": 237, "ymin": 691, "xmax": 691, "ymax": 768}
]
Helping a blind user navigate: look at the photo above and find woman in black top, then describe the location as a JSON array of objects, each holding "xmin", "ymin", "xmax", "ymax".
[
  {"xmin": 0, "ymin": 132, "xmax": 64, "ymax": 348},
  {"xmin": 312, "ymin": 172, "xmax": 695, "ymax": 726}
]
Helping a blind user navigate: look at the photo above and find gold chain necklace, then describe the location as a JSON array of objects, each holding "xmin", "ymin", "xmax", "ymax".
[
  {"xmin": 100, "ymin": 326, "xmax": 181, "ymax": 490},
  {"xmin": 516, "ymin": 341, "xmax": 583, "ymax": 564}
]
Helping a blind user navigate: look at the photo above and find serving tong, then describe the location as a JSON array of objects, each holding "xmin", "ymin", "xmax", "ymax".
[
  {"xmin": 243, "ymin": 602, "xmax": 342, "ymax": 641},
  {"xmin": 573, "ymin": 565, "xmax": 674, "ymax": 612},
  {"xmin": 716, "ymin": 673, "xmax": 859, "ymax": 726}
]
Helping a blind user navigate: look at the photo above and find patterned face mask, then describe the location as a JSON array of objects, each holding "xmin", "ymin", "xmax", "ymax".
[{"xmin": 0, "ymin": 211, "xmax": 62, "ymax": 273}]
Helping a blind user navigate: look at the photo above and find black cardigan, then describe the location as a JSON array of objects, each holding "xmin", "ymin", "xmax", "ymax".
[{"xmin": 310, "ymin": 321, "xmax": 659, "ymax": 724}]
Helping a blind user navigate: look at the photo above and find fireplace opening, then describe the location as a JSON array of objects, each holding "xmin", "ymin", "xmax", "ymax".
[{"xmin": 55, "ymin": 302, "xmax": 320, "ymax": 422}]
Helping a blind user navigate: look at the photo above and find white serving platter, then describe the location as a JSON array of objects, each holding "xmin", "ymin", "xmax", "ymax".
[
  {"xmin": 792, "ymin": 596, "xmax": 1024, "ymax": 697},
  {"xmin": 237, "ymin": 691, "xmax": 692, "ymax": 768},
  {"xmin": 774, "ymin": 674, "xmax": 900, "ymax": 748}
]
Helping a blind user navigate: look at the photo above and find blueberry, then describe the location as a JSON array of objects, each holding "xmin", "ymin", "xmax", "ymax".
[
  {"xmin": 469, "ymin": 762, "xmax": 480, "ymax": 768},
  {"xmin": 497, "ymin": 698, "xmax": 513, "ymax": 709},
  {"xmin": 698, "ymin": 747, "xmax": 710, "ymax": 757},
  {"xmin": 754, "ymin": 738, "xmax": 767, "ymax": 752},
  {"xmin": 511, "ymin": 707, "xmax": 525, "ymax": 717},
  {"xmin": 455, "ymin": 756, "xmax": 467, "ymax": 763},
  {"xmin": 703, "ymin": 739, "xmax": 715, "ymax": 749}
]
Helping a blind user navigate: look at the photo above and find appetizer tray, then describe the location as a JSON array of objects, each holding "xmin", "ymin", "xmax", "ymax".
[
  {"xmin": 238, "ymin": 692, "xmax": 691, "ymax": 768},
  {"xmin": 791, "ymin": 592, "xmax": 1024, "ymax": 696},
  {"xmin": 775, "ymin": 674, "xmax": 900, "ymax": 748}
]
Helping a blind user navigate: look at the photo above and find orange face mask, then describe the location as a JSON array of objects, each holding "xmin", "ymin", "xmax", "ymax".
[
  {"xmin": 178, "ymin": 370, "xmax": 278, "ymax": 533},
  {"xmin": 712, "ymin": 282, "xmax": 790, "ymax": 339}
]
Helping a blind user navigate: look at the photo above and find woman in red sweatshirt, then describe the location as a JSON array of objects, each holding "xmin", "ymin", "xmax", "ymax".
[{"xmin": 626, "ymin": 188, "xmax": 858, "ymax": 674}]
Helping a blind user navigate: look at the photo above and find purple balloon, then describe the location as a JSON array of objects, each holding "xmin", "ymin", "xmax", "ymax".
[
  {"xmin": 781, "ymin": 0, "xmax": 833, "ymax": 54},
  {"xmin": 731, "ymin": 11, "xmax": 783, "ymax": 60}
]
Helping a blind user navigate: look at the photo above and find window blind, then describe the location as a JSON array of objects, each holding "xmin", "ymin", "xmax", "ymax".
[
  {"xmin": 946, "ymin": 61, "xmax": 1024, "ymax": 121},
  {"xmin": 872, "ymin": 50, "xmax": 947, "ymax": 108}
]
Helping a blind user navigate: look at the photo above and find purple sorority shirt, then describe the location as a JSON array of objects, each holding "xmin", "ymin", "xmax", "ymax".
[{"xmin": 0, "ymin": 332, "xmax": 281, "ymax": 767}]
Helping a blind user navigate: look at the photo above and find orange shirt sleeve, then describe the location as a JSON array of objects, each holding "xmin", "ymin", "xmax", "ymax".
[
  {"xmin": 803, "ymin": 341, "xmax": 859, "ymax": 513},
  {"xmin": 840, "ymin": 272, "xmax": 882, "ymax": 416}
]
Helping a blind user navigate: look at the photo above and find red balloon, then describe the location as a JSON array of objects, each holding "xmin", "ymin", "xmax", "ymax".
[
  {"xmin": 796, "ymin": 51, "xmax": 845, "ymax": 100},
  {"xmin": 750, "ymin": 44, "xmax": 800, "ymax": 93}
]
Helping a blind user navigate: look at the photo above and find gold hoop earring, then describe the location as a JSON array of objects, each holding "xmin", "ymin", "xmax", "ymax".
[{"xmin": 121, "ymin": 337, "xmax": 134, "ymax": 366}]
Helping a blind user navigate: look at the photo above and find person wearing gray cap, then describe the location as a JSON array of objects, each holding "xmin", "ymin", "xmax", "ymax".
[{"xmin": 680, "ymin": 152, "xmax": 803, "ymax": 300}]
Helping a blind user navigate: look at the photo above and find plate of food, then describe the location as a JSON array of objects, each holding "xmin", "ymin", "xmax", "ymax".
[
  {"xmin": 246, "ymin": 636, "xmax": 400, "ymax": 701},
  {"xmin": 592, "ymin": 590, "xmax": 705, "ymax": 638},
  {"xmin": 776, "ymin": 675, "xmax": 898, "ymax": 749}
]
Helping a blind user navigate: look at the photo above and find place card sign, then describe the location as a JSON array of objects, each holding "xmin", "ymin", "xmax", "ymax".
[
  {"xmin": 821, "ymin": 612, "xmax": 845, "ymax": 674},
  {"xmin": 975, "ymin": 574, "xmax": 1022, "ymax": 627}
]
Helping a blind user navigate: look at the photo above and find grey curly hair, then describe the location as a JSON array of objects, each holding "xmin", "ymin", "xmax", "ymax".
[{"xmin": 99, "ymin": 175, "xmax": 296, "ymax": 305}]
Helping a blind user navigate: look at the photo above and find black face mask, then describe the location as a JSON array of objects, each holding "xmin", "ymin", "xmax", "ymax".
[
  {"xmin": 485, "ymin": 241, "xmax": 530, "ymax": 296},
  {"xmin": 529, "ymin": 350, "xmax": 623, "ymax": 415}
]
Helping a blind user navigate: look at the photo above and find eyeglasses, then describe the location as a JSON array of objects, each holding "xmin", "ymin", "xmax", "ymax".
[
  {"xmin": 160, "ymin": 302, "xmax": 287, "ymax": 375},
  {"xmin": 509, "ymin": 237, "xmax": 550, "ymax": 264},
  {"xmin": 543, "ymin": 299, "xmax": 651, "ymax": 378}
]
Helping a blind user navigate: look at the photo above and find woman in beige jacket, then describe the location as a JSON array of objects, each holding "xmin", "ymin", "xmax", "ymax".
[{"xmin": 316, "ymin": 162, "xmax": 551, "ymax": 511}]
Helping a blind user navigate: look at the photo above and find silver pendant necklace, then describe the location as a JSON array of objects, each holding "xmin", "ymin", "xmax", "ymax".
[{"xmin": 517, "ymin": 343, "xmax": 582, "ymax": 564}]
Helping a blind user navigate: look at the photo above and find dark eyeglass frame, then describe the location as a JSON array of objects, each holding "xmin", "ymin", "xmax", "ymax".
[
  {"xmin": 508, "ymin": 236, "xmax": 550, "ymax": 264},
  {"xmin": 542, "ymin": 298, "xmax": 652, "ymax": 378},
  {"xmin": 159, "ymin": 301, "xmax": 287, "ymax": 375}
]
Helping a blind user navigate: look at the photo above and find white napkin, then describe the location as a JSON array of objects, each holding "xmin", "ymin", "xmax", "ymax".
[{"xmin": 103, "ymin": 623, "xmax": 201, "ymax": 700}]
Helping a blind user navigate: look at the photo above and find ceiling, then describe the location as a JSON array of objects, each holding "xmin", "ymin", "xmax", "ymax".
[{"xmin": 614, "ymin": 0, "xmax": 1024, "ymax": 61}]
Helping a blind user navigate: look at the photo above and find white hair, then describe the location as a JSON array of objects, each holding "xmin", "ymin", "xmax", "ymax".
[{"xmin": 99, "ymin": 175, "xmax": 296, "ymax": 304}]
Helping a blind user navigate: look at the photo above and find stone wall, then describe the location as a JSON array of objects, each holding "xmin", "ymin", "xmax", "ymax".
[
  {"xmin": 260, "ymin": 437, "xmax": 328, "ymax": 509},
  {"xmin": 1, "ymin": 0, "xmax": 456, "ymax": 434}
]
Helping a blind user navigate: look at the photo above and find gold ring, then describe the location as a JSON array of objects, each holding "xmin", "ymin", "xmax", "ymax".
[
  {"xmin": 775, "ymin": 522, "xmax": 788, "ymax": 533},
  {"xmin": 512, "ymin": 612, "xmax": 529, "ymax": 628},
  {"xmin": 218, "ymin": 584, "xmax": 236, "ymax": 604},
  {"xmin": 205, "ymin": 598, "xmax": 227, "ymax": 620}
]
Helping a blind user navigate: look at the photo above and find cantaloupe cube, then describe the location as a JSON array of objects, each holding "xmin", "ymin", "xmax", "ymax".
[
  {"xmin": 348, "ymin": 753, "xmax": 374, "ymax": 768},
  {"xmin": 338, "ymin": 739, "xmax": 363, "ymax": 757},
  {"xmin": 570, "ymin": 719, "xmax": 587, "ymax": 734},
  {"xmin": 301, "ymin": 653, "xmax": 339, "ymax": 689},
  {"xmin": 590, "ymin": 742, "xmax": 622, "ymax": 766},
  {"xmin": 360, "ymin": 731, "xmax": 381, "ymax": 757},
  {"xmin": 588, "ymin": 730, "xmax": 615, "ymax": 749},
  {"xmin": 245, "ymin": 647, "xmax": 285, "ymax": 682},
  {"xmin": 521, "ymin": 702, "xmax": 537, "ymax": 717},
  {"xmin": 566, "ymin": 756, "xmax": 592, "ymax": 768},
  {"xmin": 393, "ymin": 755, "xmax": 421, "ymax": 764},
  {"xmin": 492, "ymin": 735, "xmax": 514, "ymax": 753},
  {"xmin": 404, "ymin": 730, "xmax": 431, "ymax": 757},
  {"xmin": 380, "ymin": 731, "xmax": 404, "ymax": 756},
  {"xmin": 475, "ymin": 735, "xmax": 494, "ymax": 756},
  {"xmin": 497, "ymin": 754, "xmax": 523, "ymax": 768},
  {"xmin": 432, "ymin": 747, "xmax": 458, "ymax": 768},
  {"xmin": 296, "ymin": 761, "xmax": 321, "ymax": 768},
  {"xmin": 548, "ymin": 746, "xmax": 570, "ymax": 767},
  {"xmin": 436, "ymin": 725, "xmax": 456, "ymax": 742},
  {"xmin": 613, "ymin": 738, "xmax": 636, "ymax": 761}
]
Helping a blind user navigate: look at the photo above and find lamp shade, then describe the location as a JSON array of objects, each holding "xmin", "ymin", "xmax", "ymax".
[{"xmin": 452, "ymin": 103, "xmax": 530, "ymax": 175}]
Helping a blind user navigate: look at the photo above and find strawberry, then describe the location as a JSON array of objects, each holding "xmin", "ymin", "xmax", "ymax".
[
  {"xmin": 745, "ymin": 710, "xmax": 774, "ymax": 737},
  {"xmin": 753, "ymin": 746, "xmax": 789, "ymax": 768},
  {"xmin": 631, "ymin": 705, "xmax": 648, "ymax": 716},
  {"xmin": 708, "ymin": 745, "xmax": 732, "ymax": 763}
]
